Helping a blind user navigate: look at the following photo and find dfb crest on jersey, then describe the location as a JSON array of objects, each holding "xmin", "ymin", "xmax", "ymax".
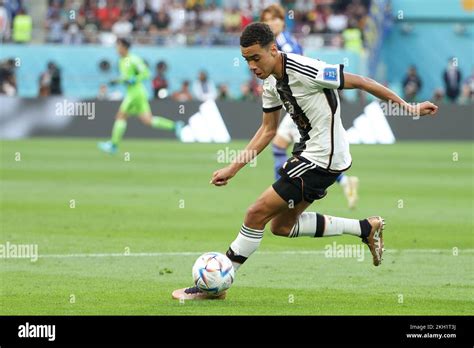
[{"xmin": 323, "ymin": 68, "xmax": 337, "ymax": 81}]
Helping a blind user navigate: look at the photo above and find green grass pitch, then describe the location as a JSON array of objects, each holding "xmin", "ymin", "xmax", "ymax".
[{"xmin": 1, "ymin": 139, "xmax": 473, "ymax": 315}]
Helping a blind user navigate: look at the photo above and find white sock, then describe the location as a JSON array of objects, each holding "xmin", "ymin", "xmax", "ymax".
[
  {"xmin": 339, "ymin": 174, "xmax": 349, "ymax": 187},
  {"xmin": 288, "ymin": 212, "xmax": 323, "ymax": 237},
  {"xmin": 323, "ymin": 215, "xmax": 361, "ymax": 237},
  {"xmin": 288, "ymin": 212, "xmax": 362, "ymax": 237},
  {"xmin": 226, "ymin": 224, "xmax": 263, "ymax": 271}
]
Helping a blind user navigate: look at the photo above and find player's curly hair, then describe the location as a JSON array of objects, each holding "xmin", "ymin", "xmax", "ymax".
[
  {"xmin": 117, "ymin": 38, "xmax": 131, "ymax": 49},
  {"xmin": 240, "ymin": 23, "xmax": 274, "ymax": 48}
]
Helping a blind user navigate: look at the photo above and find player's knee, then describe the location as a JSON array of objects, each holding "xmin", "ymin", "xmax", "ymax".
[
  {"xmin": 140, "ymin": 117, "xmax": 152, "ymax": 126},
  {"xmin": 244, "ymin": 202, "xmax": 267, "ymax": 226},
  {"xmin": 116, "ymin": 113, "xmax": 126, "ymax": 120}
]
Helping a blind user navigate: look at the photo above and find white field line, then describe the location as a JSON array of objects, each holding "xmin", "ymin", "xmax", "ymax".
[{"xmin": 30, "ymin": 249, "xmax": 474, "ymax": 259}]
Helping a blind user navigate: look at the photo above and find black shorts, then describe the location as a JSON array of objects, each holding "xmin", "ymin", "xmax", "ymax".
[{"xmin": 272, "ymin": 155, "xmax": 341, "ymax": 205}]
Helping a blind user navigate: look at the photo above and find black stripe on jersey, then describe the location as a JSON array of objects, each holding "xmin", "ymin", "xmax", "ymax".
[
  {"xmin": 286, "ymin": 57, "xmax": 319, "ymax": 75},
  {"xmin": 276, "ymin": 53, "xmax": 312, "ymax": 155},
  {"xmin": 286, "ymin": 61, "xmax": 317, "ymax": 79},
  {"xmin": 286, "ymin": 64, "xmax": 316, "ymax": 79},
  {"xmin": 323, "ymin": 88, "xmax": 338, "ymax": 170},
  {"xmin": 338, "ymin": 64, "xmax": 345, "ymax": 90},
  {"xmin": 262, "ymin": 105, "xmax": 282, "ymax": 113}
]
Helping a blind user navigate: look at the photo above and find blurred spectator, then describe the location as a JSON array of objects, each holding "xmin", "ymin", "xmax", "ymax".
[
  {"xmin": 172, "ymin": 80, "xmax": 193, "ymax": 102},
  {"xmin": 217, "ymin": 83, "xmax": 231, "ymax": 100},
  {"xmin": 240, "ymin": 6, "xmax": 253, "ymax": 30},
  {"xmin": 327, "ymin": 8, "xmax": 348, "ymax": 33},
  {"xmin": 37, "ymin": 0, "xmax": 371, "ymax": 47},
  {"xmin": 97, "ymin": 83, "xmax": 109, "ymax": 100},
  {"xmin": 168, "ymin": 3, "xmax": 186, "ymax": 33},
  {"xmin": 46, "ymin": 10, "xmax": 64, "ymax": 43},
  {"xmin": 97, "ymin": 82, "xmax": 122, "ymax": 100},
  {"xmin": 239, "ymin": 83, "xmax": 255, "ymax": 101},
  {"xmin": 185, "ymin": 0, "xmax": 205, "ymax": 11},
  {"xmin": 0, "ymin": 58, "xmax": 17, "ymax": 96},
  {"xmin": 152, "ymin": 61, "xmax": 169, "ymax": 99},
  {"xmin": 96, "ymin": 0, "xmax": 121, "ymax": 31},
  {"xmin": 458, "ymin": 83, "xmax": 473, "ymax": 105},
  {"xmin": 112, "ymin": 14, "xmax": 133, "ymax": 39},
  {"xmin": 0, "ymin": 0, "xmax": 11, "ymax": 42},
  {"xmin": 432, "ymin": 88, "xmax": 446, "ymax": 104},
  {"xmin": 311, "ymin": 5, "xmax": 328, "ymax": 33},
  {"xmin": 443, "ymin": 58, "xmax": 462, "ymax": 102},
  {"xmin": 248, "ymin": 74, "xmax": 262, "ymax": 98},
  {"xmin": 402, "ymin": 65, "xmax": 422, "ymax": 102},
  {"xmin": 460, "ymin": 68, "xmax": 474, "ymax": 103},
  {"xmin": 39, "ymin": 62, "xmax": 62, "ymax": 96},
  {"xmin": 192, "ymin": 70, "xmax": 217, "ymax": 101},
  {"xmin": 202, "ymin": 3, "xmax": 224, "ymax": 34},
  {"xmin": 63, "ymin": 21, "xmax": 84, "ymax": 44},
  {"xmin": 342, "ymin": 19, "xmax": 363, "ymax": 54},
  {"xmin": 12, "ymin": 7, "xmax": 32, "ymax": 43},
  {"xmin": 223, "ymin": 8, "xmax": 240, "ymax": 33},
  {"xmin": 150, "ymin": 8, "xmax": 170, "ymax": 35},
  {"xmin": 81, "ymin": 0, "xmax": 99, "ymax": 26},
  {"xmin": 346, "ymin": 0, "xmax": 369, "ymax": 28},
  {"xmin": 148, "ymin": 0, "xmax": 164, "ymax": 13}
]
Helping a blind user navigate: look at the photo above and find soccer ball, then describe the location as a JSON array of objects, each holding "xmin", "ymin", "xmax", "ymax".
[{"xmin": 192, "ymin": 252, "xmax": 234, "ymax": 294}]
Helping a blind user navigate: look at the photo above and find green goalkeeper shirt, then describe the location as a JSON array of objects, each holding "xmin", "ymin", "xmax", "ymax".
[{"xmin": 118, "ymin": 54, "xmax": 150, "ymax": 96}]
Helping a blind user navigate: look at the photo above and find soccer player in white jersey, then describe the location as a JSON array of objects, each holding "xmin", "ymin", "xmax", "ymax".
[
  {"xmin": 261, "ymin": 4, "xmax": 359, "ymax": 209},
  {"xmin": 172, "ymin": 23, "xmax": 437, "ymax": 300}
]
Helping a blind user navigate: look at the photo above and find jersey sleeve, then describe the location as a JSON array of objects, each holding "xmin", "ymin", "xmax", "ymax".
[
  {"xmin": 307, "ymin": 60, "xmax": 345, "ymax": 90},
  {"xmin": 261, "ymin": 79, "xmax": 282, "ymax": 113}
]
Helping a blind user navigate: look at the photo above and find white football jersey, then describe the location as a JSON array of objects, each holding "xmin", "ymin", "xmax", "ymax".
[{"xmin": 262, "ymin": 52, "xmax": 352, "ymax": 172}]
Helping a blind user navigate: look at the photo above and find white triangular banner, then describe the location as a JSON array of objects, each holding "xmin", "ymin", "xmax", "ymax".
[
  {"xmin": 346, "ymin": 101, "xmax": 395, "ymax": 144},
  {"xmin": 180, "ymin": 100, "xmax": 231, "ymax": 143}
]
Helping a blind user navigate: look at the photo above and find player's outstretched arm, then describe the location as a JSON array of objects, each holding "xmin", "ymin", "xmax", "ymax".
[
  {"xmin": 343, "ymin": 72, "xmax": 438, "ymax": 117},
  {"xmin": 210, "ymin": 110, "xmax": 280, "ymax": 186}
]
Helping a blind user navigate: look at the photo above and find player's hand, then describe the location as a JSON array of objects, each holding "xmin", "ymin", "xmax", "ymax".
[
  {"xmin": 124, "ymin": 78, "xmax": 136, "ymax": 85},
  {"xmin": 413, "ymin": 101, "xmax": 438, "ymax": 116},
  {"xmin": 210, "ymin": 166, "xmax": 236, "ymax": 186}
]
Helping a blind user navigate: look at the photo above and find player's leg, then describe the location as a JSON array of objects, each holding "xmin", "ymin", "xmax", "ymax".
[
  {"xmin": 268, "ymin": 157, "xmax": 383, "ymax": 265},
  {"xmin": 138, "ymin": 102, "xmax": 184, "ymax": 140},
  {"xmin": 98, "ymin": 92, "xmax": 138, "ymax": 153},
  {"xmin": 172, "ymin": 185, "xmax": 289, "ymax": 300},
  {"xmin": 98, "ymin": 109, "xmax": 128, "ymax": 154},
  {"xmin": 172, "ymin": 178, "xmax": 382, "ymax": 300},
  {"xmin": 111, "ymin": 111, "xmax": 128, "ymax": 146},
  {"xmin": 270, "ymin": 199, "xmax": 382, "ymax": 244},
  {"xmin": 337, "ymin": 173, "xmax": 360, "ymax": 209},
  {"xmin": 270, "ymin": 203, "xmax": 384, "ymax": 267},
  {"xmin": 226, "ymin": 185, "xmax": 290, "ymax": 271}
]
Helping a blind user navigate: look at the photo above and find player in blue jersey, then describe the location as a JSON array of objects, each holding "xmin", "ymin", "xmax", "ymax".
[{"xmin": 261, "ymin": 4, "xmax": 359, "ymax": 209}]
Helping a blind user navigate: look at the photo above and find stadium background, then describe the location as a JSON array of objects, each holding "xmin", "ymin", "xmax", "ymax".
[{"xmin": 0, "ymin": 0, "xmax": 473, "ymax": 317}]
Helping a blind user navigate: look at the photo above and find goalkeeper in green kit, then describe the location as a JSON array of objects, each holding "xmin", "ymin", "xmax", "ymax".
[{"xmin": 98, "ymin": 38, "xmax": 184, "ymax": 154}]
